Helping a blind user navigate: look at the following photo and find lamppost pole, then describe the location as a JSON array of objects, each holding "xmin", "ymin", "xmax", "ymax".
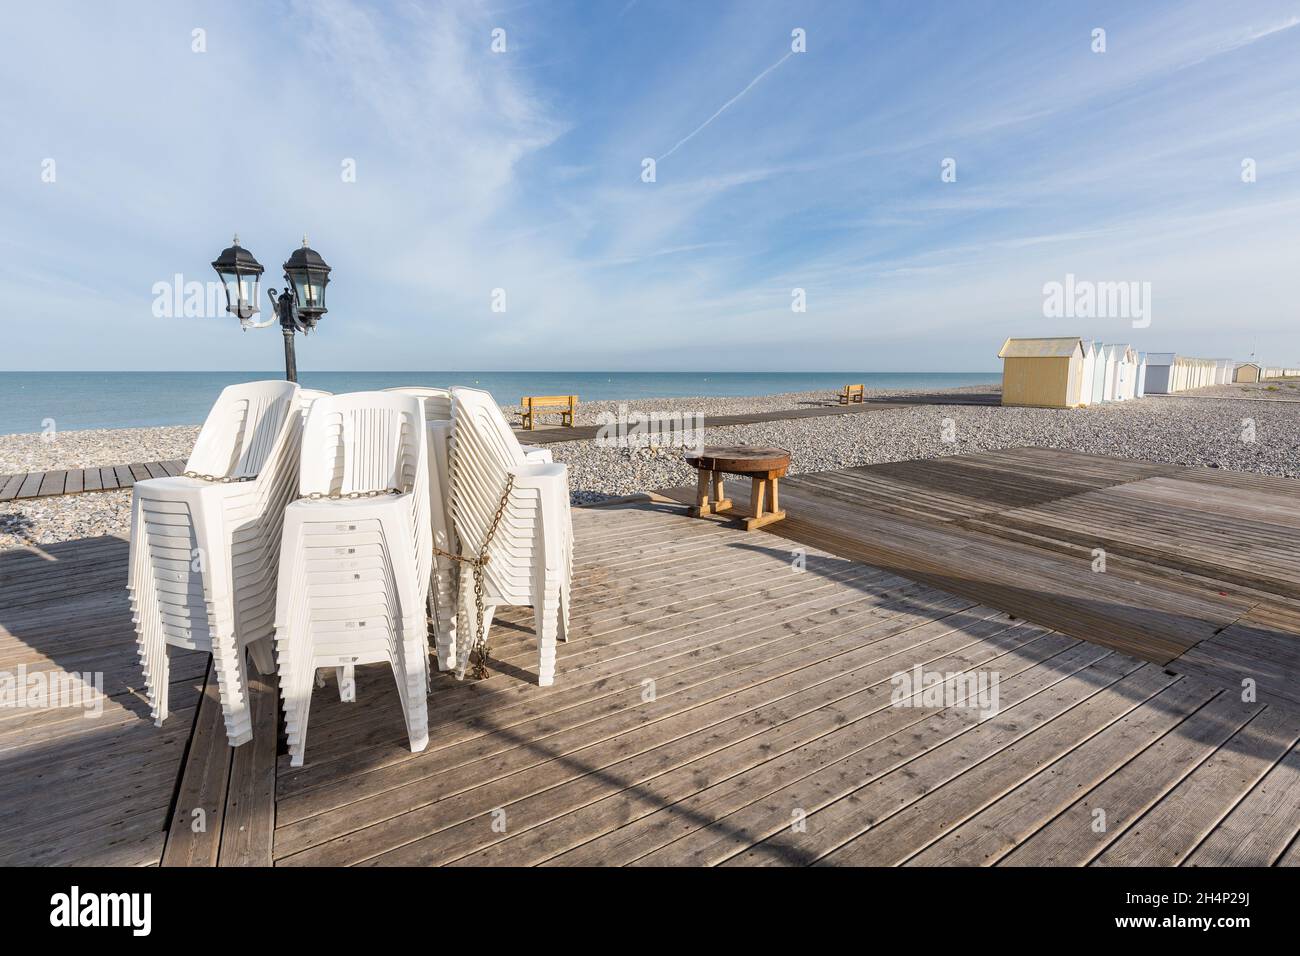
[
  {"xmin": 271, "ymin": 284, "xmax": 301, "ymax": 382},
  {"xmin": 282, "ymin": 327, "xmax": 298, "ymax": 383}
]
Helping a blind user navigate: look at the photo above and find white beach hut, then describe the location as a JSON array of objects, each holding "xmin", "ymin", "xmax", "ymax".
[
  {"xmin": 1078, "ymin": 339, "xmax": 1098, "ymax": 406},
  {"xmin": 1196, "ymin": 358, "xmax": 1215, "ymax": 388},
  {"xmin": 1120, "ymin": 345, "xmax": 1138, "ymax": 400},
  {"xmin": 1197, "ymin": 359, "xmax": 1212, "ymax": 388},
  {"xmin": 1170, "ymin": 358, "xmax": 1186, "ymax": 392},
  {"xmin": 1135, "ymin": 352, "xmax": 1148, "ymax": 398},
  {"xmin": 1118, "ymin": 346, "xmax": 1139, "ymax": 400},
  {"xmin": 1091, "ymin": 342, "xmax": 1109, "ymax": 402},
  {"xmin": 1215, "ymin": 359, "xmax": 1233, "ymax": 385},
  {"xmin": 1172, "ymin": 356, "xmax": 1209, "ymax": 391},
  {"xmin": 1100, "ymin": 344, "xmax": 1126, "ymax": 402}
]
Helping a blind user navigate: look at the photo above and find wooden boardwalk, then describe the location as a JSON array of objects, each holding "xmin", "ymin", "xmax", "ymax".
[
  {"xmin": 661, "ymin": 447, "xmax": 1300, "ymax": 710},
  {"xmin": 512, "ymin": 394, "xmax": 994, "ymax": 445},
  {"xmin": 3, "ymin": 449, "xmax": 1300, "ymax": 865},
  {"xmin": 0, "ymin": 536, "xmax": 207, "ymax": 866},
  {"xmin": 0, "ymin": 459, "xmax": 185, "ymax": 501}
]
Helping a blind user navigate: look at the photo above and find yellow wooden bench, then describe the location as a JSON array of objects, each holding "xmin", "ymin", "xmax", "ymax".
[
  {"xmin": 521, "ymin": 394, "xmax": 578, "ymax": 430},
  {"xmin": 838, "ymin": 384, "xmax": 865, "ymax": 405}
]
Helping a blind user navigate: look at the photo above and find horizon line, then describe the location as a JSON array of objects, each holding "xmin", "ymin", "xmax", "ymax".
[{"xmin": 0, "ymin": 368, "xmax": 1003, "ymax": 375}]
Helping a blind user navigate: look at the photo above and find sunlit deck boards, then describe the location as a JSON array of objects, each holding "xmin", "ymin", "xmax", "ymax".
[
  {"xmin": 660, "ymin": 447, "xmax": 1300, "ymax": 710},
  {"xmin": 269, "ymin": 503, "xmax": 1300, "ymax": 866},
  {"xmin": 0, "ymin": 537, "xmax": 206, "ymax": 866},
  {"xmin": 4, "ymin": 451, "xmax": 1300, "ymax": 866}
]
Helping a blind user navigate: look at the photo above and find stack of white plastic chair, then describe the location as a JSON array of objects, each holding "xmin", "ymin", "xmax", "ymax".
[
  {"xmin": 383, "ymin": 386, "xmax": 459, "ymax": 671},
  {"xmin": 383, "ymin": 386, "xmax": 553, "ymax": 672},
  {"xmin": 448, "ymin": 387, "xmax": 573, "ymax": 686},
  {"xmin": 274, "ymin": 392, "xmax": 432, "ymax": 766},
  {"xmin": 128, "ymin": 380, "xmax": 301, "ymax": 746}
]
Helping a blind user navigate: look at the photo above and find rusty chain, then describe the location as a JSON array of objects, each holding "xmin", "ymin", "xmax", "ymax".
[
  {"xmin": 431, "ymin": 473, "xmax": 515, "ymax": 680},
  {"xmin": 182, "ymin": 471, "xmax": 255, "ymax": 483},
  {"xmin": 303, "ymin": 488, "xmax": 403, "ymax": 500}
]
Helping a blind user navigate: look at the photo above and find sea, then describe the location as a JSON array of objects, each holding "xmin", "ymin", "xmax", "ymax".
[{"xmin": 0, "ymin": 371, "xmax": 997, "ymax": 434}]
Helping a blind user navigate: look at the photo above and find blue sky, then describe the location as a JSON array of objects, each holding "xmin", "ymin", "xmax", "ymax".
[{"xmin": 1, "ymin": 0, "xmax": 1297, "ymax": 371}]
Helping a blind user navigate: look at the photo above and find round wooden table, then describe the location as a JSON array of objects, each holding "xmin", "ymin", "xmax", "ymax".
[{"xmin": 684, "ymin": 445, "xmax": 791, "ymax": 531}]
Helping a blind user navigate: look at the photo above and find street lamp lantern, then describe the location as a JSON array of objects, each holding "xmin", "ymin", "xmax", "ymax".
[
  {"xmin": 282, "ymin": 237, "xmax": 331, "ymax": 330},
  {"xmin": 210, "ymin": 234, "xmax": 333, "ymax": 383},
  {"xmin": 210, "ymin": 235, "xmax": 265, "ymax": 327}
]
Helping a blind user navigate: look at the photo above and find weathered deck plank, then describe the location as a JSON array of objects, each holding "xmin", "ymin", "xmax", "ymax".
[
  {"xmin": 0, "ymin": 536, "xmax": 203, "ymax": 866},
  {"xmin": 0, "ymin": 459, "xmax": 179, "ymax": 501},
  {"xmin": 161, "ymin": 664, "xmax": 232, "ymax": 867},
  {"xmin": 1185, "ymin": 741, "xmax": 1300, "ymax": 866},
  {"xmin": 1091, "ymin": 704, "xmax": 1300, "ymax": 866},
  {"xmin": 218, "ymin": 671, "xmax": 279, "ymax": 867},
  {"xmin": 905, "ymin": 673, "xmax": 1221, "ymax": 865},
  {"xmin": 998, "ymin": 689, "xmax": 1260, "ymax": 866}
]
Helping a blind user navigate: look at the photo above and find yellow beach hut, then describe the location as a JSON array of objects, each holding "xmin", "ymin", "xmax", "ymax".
[{"xmin": 998, "ymin": 337, "xmax": 1086, "ymax": 408}]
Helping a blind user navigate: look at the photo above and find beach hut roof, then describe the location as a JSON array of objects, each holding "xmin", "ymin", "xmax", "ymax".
[
  {"xmin": 997, "ymin": 337, "xmax": 1084, "ymax": 358},
  {"xmin": 1236, "ymin": 362, "xmax": 1261, "ymax": 370},
  {"xmin": 1146, "ymin": 352, "xmax": 1176, "ymax": 364}
]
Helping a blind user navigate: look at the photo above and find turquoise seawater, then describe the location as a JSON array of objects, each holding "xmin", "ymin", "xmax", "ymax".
[{"xmin": 0, "ymin": 371, "xmax": 997, "ymax": 434}]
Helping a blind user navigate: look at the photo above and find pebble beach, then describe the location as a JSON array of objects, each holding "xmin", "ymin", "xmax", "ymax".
[{"xmin": 4, "ymin": 382, "xmax": 1299, "ymax": 549}]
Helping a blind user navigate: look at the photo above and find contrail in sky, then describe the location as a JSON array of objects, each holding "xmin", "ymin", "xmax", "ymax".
[{"xmin": 658, "ymin": 49, "xmax": 795, "ymax": 162}]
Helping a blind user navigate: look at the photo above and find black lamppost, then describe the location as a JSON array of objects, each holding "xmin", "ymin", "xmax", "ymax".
[{"xmin": 211, "ymin": 235, "xmax": 331, "ymax": 383}]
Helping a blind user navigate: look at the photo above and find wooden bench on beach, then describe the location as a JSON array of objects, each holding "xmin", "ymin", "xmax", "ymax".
[
  {"xmin": 838, "ymin": 383, "xmax": 865, "ymax": 404},
  {"xmin": 521, "ymin": 394, "xmax": 578, "ymax": 430}
]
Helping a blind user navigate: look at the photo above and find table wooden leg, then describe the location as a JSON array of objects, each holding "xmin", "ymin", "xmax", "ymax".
[
  {"xmin": 690, "ymin": 469, "xmax": 712, "ymax": 517},
  {"xmin": 743, "ymin": 474, "xmax": 787, "ymax": 531},
  {"xmin": 712, "ymin": 471, "xmax": 732, "ymax": 512}
]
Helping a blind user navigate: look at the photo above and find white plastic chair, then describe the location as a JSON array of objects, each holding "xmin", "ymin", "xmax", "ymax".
[
  {"xmin": 381, "ymin": 384, "xmax": 551, "ymax": 462},
  {"xmin": 449, "ymin": 387, "xmax": 572, "ymax": 686},
  {"xmin": 519, "ymin": 443, "xmax": 553, "ymax": 464},
  {"xmin": 128, "ymin": 380, "xmax": 301, "ymax": 745},
  {"xmin": 382, "ymin": 385, "xmax": 451, "ymax": 423},
  {"xmin": 273, "ymin": 392, "xmax": 432, "ymax": 766},
  {"xmin": 297, "ymin": 388, "xmax": 332, "ymax": 422}
]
